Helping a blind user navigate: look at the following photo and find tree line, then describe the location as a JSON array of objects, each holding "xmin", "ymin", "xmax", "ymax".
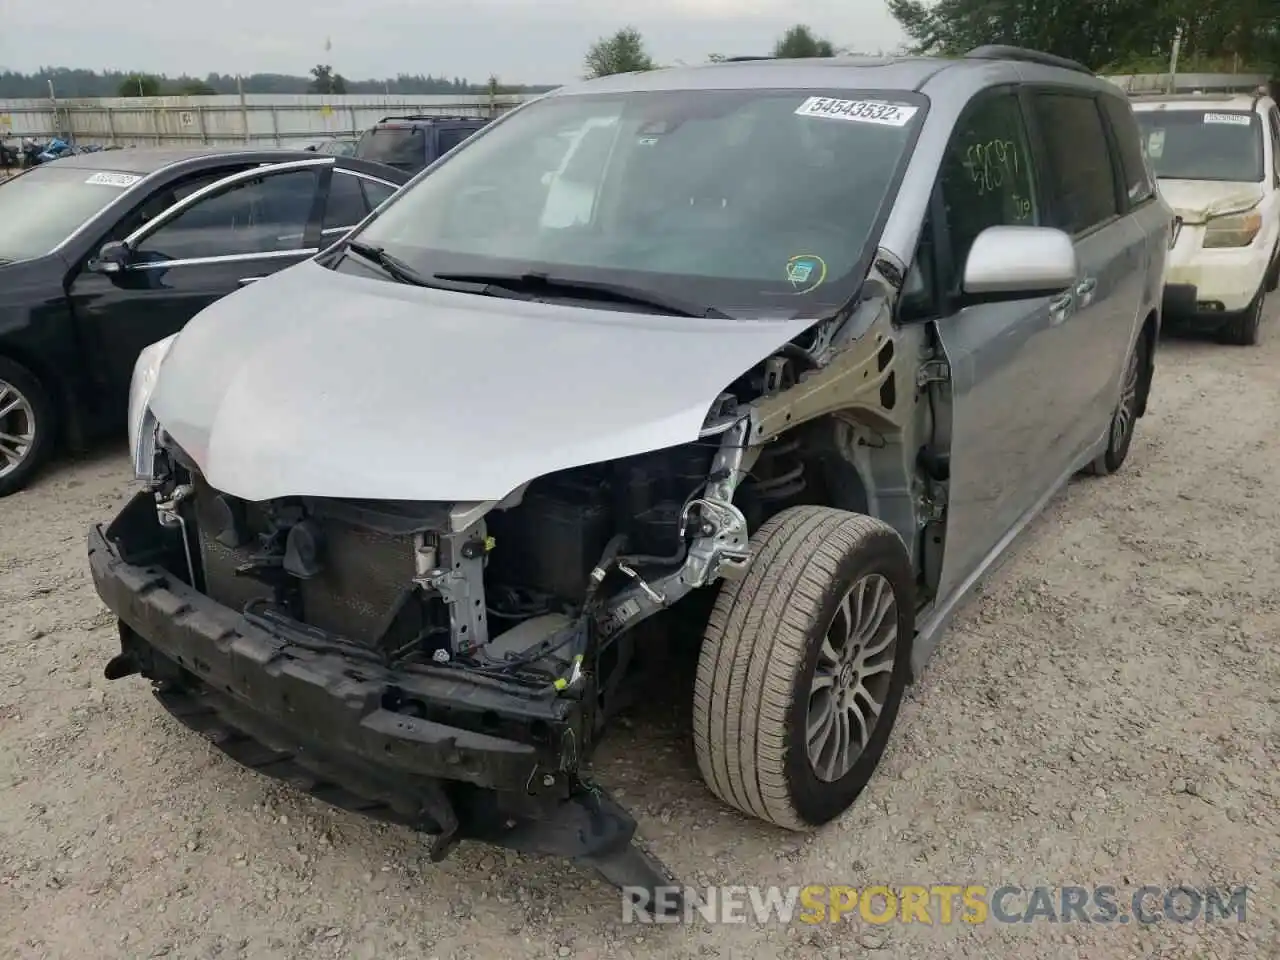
[
  {"xmin": 0, "ymin": 66, "xmax": 555, "ymax": 99},
  {"xmin": 584, "ymin": 24, "xmax": 848, "ymax": 77},
  {"xmin": 584, "ymin": 7, "xmax": 1280, "ymax": 79},
  {"xmin": 886, "ymin": 0, "xmax": 1280, "ymax": 74}
]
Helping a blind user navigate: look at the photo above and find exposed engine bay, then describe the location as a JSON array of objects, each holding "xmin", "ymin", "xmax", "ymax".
[{"xmin": 140, "ymin": 388, "xmax": 828, "ymax": 735}]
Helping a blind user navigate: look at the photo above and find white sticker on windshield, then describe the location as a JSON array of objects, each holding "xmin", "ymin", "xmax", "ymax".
[
  {"xmin": 84, "ymin": 171, "xmax": 141, "ymax": 187},
  {"xmin": 795, "ymin": 97, "xmax": 918, "ymax": 126},
  {"xmin": 1203, "ymin": 113, "xmax": 1251, "ymax": 126},
  {"xmin": 1147, "ymin": 130, "xmax": 1165, "ymax": 159}
]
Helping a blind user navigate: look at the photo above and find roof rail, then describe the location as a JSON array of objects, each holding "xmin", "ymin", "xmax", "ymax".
[
  {"xmin": 374, "ymin": 114, "xmax": 486, "ymax": 124},
  {"xmin": 724, "ymin": 56, "xmax": 774, "ymax": 62},
  {"xmin": 964, "ymin": 45, "xmax": 1093, "ymax": 76},
  {"xmin": 1126, "ymin": 91, "xmax": 1246, "ymax": 102}
]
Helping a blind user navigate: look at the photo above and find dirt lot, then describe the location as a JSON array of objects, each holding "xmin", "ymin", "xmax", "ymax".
[{"xmin": 2, "ymin": 322, "xmax": 1278, "ymax": 960}]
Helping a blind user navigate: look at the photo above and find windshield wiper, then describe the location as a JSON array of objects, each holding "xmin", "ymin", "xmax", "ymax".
[
  {"xmin": 432, "ymin": 270, "xmax": 733, "ymax": 319},
  {"xmin": 344, "ymin": 239, "xmax": 442, "ymax": 288},
  {"xmin": 343, "ymin": 240, "xmax": 528, "ymax": 299}
]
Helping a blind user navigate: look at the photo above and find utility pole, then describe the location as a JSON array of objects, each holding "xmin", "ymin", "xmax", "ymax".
[{"xmin": 1167, "ymin": 25, "xmax": 1183, "ymax": 94}]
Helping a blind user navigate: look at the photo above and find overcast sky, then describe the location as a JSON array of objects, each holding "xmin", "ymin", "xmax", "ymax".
[{"xmin": 1, "ymin": 0, "xmax": 908, "ymax": 84}]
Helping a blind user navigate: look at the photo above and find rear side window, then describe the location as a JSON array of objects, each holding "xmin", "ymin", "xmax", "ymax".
[
  {"xmin": 360, "ymin": 180, "xmax": 397, "ymax": 210},
  {"xmin": 355, "ymin": 127, "xmax": 425, "ymax": 170},
  {"xmin": 1032, "ymin": 93, "xmax": 1120, "ymax": 235},
  {"xmin": 323, "ymin": 172, "xmax": 370, "ymax": 233},
  {"xmin": 1100, "ymin": 96, "xmax": 1155, "ymax": 206},
  {"xmin": 437, "ymin": 126, "xmax": 481, "ymax": 155}
]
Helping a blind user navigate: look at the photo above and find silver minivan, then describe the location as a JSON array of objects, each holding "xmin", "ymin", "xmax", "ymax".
[{"xmin": 91, "ymin": 45, "xmax": 1170, "ymax": 905}]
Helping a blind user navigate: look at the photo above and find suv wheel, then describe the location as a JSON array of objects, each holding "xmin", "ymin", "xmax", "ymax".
[
  {"xmin": 0, "ymin": 358, "xmax": 55, "ymax": 498},
  {"xmin": 693, "ymin": 506, "xmax": 914, "ymax": 830},
  {"xmin": 1220, "ymin": 287, "xmax": 1266, "ymax": 346}
]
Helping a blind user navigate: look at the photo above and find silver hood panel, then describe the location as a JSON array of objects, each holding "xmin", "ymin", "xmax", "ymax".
[{"xmin": 148, "ymin": 260, "xmax": 818, "ymax": 503}]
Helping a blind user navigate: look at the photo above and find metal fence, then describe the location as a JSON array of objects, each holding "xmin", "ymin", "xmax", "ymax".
[{"xmin": 0, "ymin": 93, "xmax": 541, "ymax": 148}]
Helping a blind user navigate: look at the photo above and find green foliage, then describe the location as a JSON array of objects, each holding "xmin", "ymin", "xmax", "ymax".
[
  {"xmin": 584, "ymin": 27, "xmax": 657, "ymax": 78},
  {"xmin": 176, "ymin": 79, "xmax": 217, "ymax": 96},
  {"xmin": 117, "ymin": 73, "xmax": 162, "ymax": 97},
  {"xmin": 308, "ymin": 64, "xmax": 347, "ymax": 95},
  {"xmin": 773, "ymin": 24, "xmax": 838, "ymax": 58},
  {"xmin": 887, "ymin": 0, "xmax": 1280, "ymax": 74}
]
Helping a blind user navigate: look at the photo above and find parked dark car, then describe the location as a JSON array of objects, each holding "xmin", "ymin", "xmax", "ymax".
[
  {"xmin": 352, "ymin": 115, "xmax": 490, "ymax": 175},
  {"xmin": 0, "ymin": 147, "xmax": 408, "ymax": 496}
]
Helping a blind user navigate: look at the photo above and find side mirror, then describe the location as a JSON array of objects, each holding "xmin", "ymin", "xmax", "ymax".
[
  {"xmin": 961, "ymin": 225, "xmax": 1077, "ymax": 301},
  {"xmin": 90, "ymin": 240, "xmax": 131, "ymax": 275}
]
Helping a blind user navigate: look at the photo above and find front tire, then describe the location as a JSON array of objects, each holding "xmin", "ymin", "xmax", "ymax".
[
  {"xmin": 0, "ymin": 358, "xmax": 56, "ymax": 498},
  {"xmin": 693, "ymin": 506, "xmax": 915, "ymax": 831},
  {"xmin": 1220, "ymin": 286, "xmax": 1266, "ymax": 346}
]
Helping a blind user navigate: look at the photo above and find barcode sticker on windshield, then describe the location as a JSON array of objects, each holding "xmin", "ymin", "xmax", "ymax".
[
  {"xmin": 795, "ymin": 97, "xmax": 918, "ymax": 126},
  {"xmin": 1203, "ymin": 113, "xmax": 1251, "ymax": 126},
  {"xmin": 84, "ymin": 171, "xmax": 141, "ymax": 187}
]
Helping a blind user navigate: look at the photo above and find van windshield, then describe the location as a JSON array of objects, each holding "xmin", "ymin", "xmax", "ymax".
[
  {"xmin": 1135, "ymin": 109, "xmax": 1264, "ymax": 182},
  {"xmin": 344, "ymin": 89, "xmax": 925, "ymax": 314}
]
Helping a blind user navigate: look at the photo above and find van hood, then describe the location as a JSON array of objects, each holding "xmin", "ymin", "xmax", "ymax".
[
  {"xmin": 148, "ymin": 260, "xmax": 817, "ymax": 503},
  {"xmin": 1157, "ymin": 178, "xmax": 1263, "ymax": 223}
]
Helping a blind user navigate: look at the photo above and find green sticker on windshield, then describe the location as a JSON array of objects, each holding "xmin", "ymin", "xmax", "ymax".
[{"xmin": 786, "ymin": 254, "xmax": 827, "ymax": 293}]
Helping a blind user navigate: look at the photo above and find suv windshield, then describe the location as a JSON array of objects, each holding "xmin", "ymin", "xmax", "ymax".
[
  {"xmin": 344, "ymin": 89, "xmax": 925, "ymax": 314},
  {"xmin": 1135, "ymin": 109, "xmax": 1264, "ymax": 182},
  {"xmin": 0, "ymin": 164, "xmax": 141, "ymax": 263},
  {"xmin": 354, "ymin": 126, "xmax": 425, "ymax": 170}
]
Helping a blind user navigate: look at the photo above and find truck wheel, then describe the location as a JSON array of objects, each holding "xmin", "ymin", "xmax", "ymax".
[
  {"xmin": 0, "ymin": 358, "xmax": 56, "ymax": 498},
  {"xmin": 693, "ymin": 506, "xmax": 914, "ymax": 830},
  {"xmin": 1219, "ymin": 287, "xmax": 1265, "ymax": 346}
]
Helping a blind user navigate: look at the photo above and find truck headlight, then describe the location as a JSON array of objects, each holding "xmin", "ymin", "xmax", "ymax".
[
  {"xmin": 128, "ymin": 334, "xmax": 177, "ymax": 482},
  {"xmin": 1203, "ymin": 208, "xmax": 1263, "ymax": 248}
]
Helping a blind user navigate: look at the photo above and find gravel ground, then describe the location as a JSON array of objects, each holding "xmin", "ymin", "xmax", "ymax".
[{"xmin": 2, "ymin": 322, "xmax": 1278, "ymax": 960}]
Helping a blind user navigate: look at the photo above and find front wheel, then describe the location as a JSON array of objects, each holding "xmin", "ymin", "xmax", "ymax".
[
  {"xmin": 0, "ymin": 358, "xmax": 56, "ymax": 498},
  {"xmin": 693, "ymin": 506, "xmax": 915, "ymax": 831},
  {"xmin": 1219, "ymin": 287, "xmax": 1265, "ymax": 346}
]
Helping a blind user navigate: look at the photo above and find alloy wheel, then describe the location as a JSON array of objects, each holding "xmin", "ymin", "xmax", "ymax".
[
  {"xmin": 806, "ymin": 573, "xmax": 899, "ymax": 783},
  {"xmin": 0, "ymin": 379, "xmax": 37, "ymax": 481},
  {"xmin": 1110, "ymin": 347, "xmax": 1140, "ymax": 451}
]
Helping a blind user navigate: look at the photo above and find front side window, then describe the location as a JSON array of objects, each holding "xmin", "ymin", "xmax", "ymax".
[
  {"xmin": 135, "ymin": 169, "xmax": 319, "ymax": 262},
  {"xmin": 1134, "ymin": 108, "xmax": 1264, "ymax": 183},
  {"xmin": 0, "ymin": 164, "xmax": 144, "ymax": 262},
  {"xmin": 1033, "ymin": 92, "xmax": 1120, "ymax": 235},
  {"xmin": 344, "ymin": 89, "xmax": 926, "ymax": 315},
  {"xmin": 938, "ymin": 91, "xmax": 1040, "ymax": 279}
]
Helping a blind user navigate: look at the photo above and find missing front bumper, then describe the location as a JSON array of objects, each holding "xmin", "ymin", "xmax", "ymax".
[{"xmin": 87, "ymin": 493, "xmax": 681, "ymax": 903}]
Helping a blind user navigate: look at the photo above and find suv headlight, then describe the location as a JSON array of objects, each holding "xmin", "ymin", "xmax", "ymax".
[
  {"xmin": 128, "ymin": 334, "xmax": 177, "ymax": 482},
  {"xmin": 1203, "ymin": 208, "xmax": 1263, "ymax": 248}
]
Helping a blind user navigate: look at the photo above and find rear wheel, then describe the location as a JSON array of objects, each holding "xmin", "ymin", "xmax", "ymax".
[
  {"xmin": 0, "ymin": 358, "xmax": 56, "ymax": 498},
  {"xmin": 1088, "ymin": 334, "xmax": 1147, "ymax": 477},
  {"xmin": 693, "ymin": 506, "xmax": 914, "ymax": 830},
  {"xmin": 1219, "ymin": 287, "xmax": 1265, "ymax": 346}
]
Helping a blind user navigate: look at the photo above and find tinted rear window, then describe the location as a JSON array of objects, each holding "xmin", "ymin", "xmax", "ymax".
[
  {"xmin": 437, "ymin": 126, "xmax": 482, "ymax": 154},
  {"xmin": 355, "ymin": 127, "xmax": 425, "ymax": 169}
]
